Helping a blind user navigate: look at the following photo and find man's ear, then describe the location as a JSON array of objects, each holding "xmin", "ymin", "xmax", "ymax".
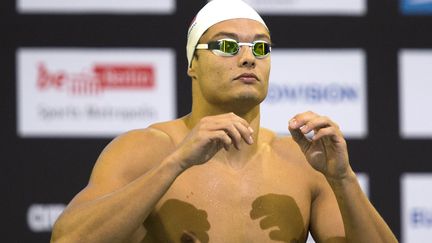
[{"xmin": 187, "ymin": 66, "xmax": 197, "ymax": 79}]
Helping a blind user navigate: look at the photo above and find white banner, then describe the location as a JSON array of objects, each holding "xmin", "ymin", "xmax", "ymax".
[
  {"xmin": 243, "ymin": 0, "xmax": 366, "ymax": 15},
  {"xmin": 261, "ymin": 49, "xmax": 367, "ymax": 138},
  {"xmin": 399, "ymin": 50, "xmax": 432, "ymax": 138},
  {"xmin": 17, "ymin": 48, "xmax": 176, "ymax": 138},
  {"xmin": 401, "ymin": 173, "xmax": 432, "ymax": 243},
  {"xmin": 17, "ymin": 0, "xmax": 175, "ymax": 14},
  {"xmin": 27, "ymin": 204, "xmax": 66, "ymax": 232}
]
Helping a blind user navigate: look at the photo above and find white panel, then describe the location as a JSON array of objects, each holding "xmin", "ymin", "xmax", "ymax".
[
  {"xmin": 27, "ymin": 204, "xmax": 66, "ymax": 232},
  {"xmin": 17, "ymin": 48, "xmax": 176, "ymax": 138},
  {"xmin": 399, "ymin": 50, "xmax": 432, "ymax": 138},
  {"xmin": 243, "ymin": 0, "xmax": 366, "ymax": 15},
  {"xmin": 261, "ymin": 49, "xmax": 367, "ymax": 138},
  {"xmin": 17, "ymin": 0, "xmax": 175, "ymax": 14},
  {"xmin": 401, "ymin": 173, "xmax": 432, "ymax": 243}
]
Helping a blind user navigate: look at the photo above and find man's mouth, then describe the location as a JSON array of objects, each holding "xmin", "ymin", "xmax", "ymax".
[{"xmin": 234, "ymin": 73, "xmax": 259, "ymax": 83}]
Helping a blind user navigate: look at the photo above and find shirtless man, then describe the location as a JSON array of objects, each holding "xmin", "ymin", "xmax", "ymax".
[{"xmin": 51, "ymin": 0, "xmax": 398, "ymax": 242}]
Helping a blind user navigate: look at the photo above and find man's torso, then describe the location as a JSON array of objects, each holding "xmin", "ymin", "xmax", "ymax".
[{"xmin": 133, "ymin": 119, "xmax": 321, "ymax": 243}]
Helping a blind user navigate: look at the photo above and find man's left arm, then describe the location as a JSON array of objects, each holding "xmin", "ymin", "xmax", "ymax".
[{"xmin": 288, "ymin": 111, "xmax": 398, "ymax": 243}]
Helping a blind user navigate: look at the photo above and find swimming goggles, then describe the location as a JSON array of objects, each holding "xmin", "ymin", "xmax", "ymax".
[{"xmin": 195, "ymin": 38, "xmax": 271, "ymax": 58}]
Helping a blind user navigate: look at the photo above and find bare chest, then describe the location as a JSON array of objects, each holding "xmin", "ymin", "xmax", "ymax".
[{"xmin": 143, "ymin": 158, "xmax": 314, "ymax": 243}]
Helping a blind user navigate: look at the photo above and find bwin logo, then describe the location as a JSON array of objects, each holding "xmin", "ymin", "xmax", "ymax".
[
  {"xmin": 27, "ymin": 204, "xmax": 65, "ymax": 232},
  {"xmin": 265, "ymin": 83, "xmax": 359, "ymax": 104},
  {"xmin": 411, "ymin": 208, "xmax": 432, "ymax": 227}
]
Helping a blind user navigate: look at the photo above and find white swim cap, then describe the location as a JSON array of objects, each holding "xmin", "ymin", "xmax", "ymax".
[{"xmin": 186, "ymin": 0, "xmax": 267, "ymax": 67}]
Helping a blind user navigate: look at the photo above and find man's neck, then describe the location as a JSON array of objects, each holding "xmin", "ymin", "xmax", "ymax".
[{"xmin": 184, "ymin": 106, "xmax": 262, "ymax": 170}]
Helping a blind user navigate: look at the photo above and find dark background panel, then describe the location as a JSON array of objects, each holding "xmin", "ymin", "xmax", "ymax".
[{"xmin": 4, "ymin": 0, "xmax": 432, "ymax": 241}]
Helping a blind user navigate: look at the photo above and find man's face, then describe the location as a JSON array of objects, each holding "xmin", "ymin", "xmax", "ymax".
[{"xmin": 188, "ymin": 18, "xmax": 271, "ymax": 109}]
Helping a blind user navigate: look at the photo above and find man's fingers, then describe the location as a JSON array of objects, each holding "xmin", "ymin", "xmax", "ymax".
[
  {"xmin": 223, "ymin": 125, "xmax": 242, "ymax": 150},
  {"xmin": 196, "ymin": 112, "xmax": 254, "ymax": 151},
  {"xmin": 312, "ymin": 126, "xmax": 344, "ymax": 144},
  {"xmin": 221, "ymin": 114, "xmax": 254, "ymax": 146},
  {"xmin": 300, "ymin": 116, "xmax": 340, "ymax": 136},
  {"xmin": 207, "ymin": 116, "xmax": 254, "ymax": 149},
  {"xmin": 289, "ymin": 112, "xmax": 341, "ymax": 140},
  {"xmin": 233, "ymin": 122, "xmax": 254, "ymax": 145},
  {"xmin": 288, "ymin": 111, "xmax": 319, "ymax": 130},
  {"xmin": 288, "ymin": 120, "xmax": 310, "ymax": 151},
  {"xmin": 210, "ymin": 130, "xmax": 232, "ymax": 151}
]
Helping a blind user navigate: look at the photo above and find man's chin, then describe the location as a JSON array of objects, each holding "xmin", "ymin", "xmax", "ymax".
[
  {"xmin": 236, "ymin": 92, "xmax": 265, "ymax": 103},
  {"xmin": 228, "ymin": 94, "xmax": 265, "ymax": 109}
]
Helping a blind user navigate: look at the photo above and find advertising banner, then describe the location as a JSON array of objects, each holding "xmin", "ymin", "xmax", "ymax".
[
  {"xmin": 261, "ymin": 49, "xmax": 367, "ymax": 138},
  {"xmin": 17, "ymin": 48, "xmax": 176, "ymax": 138},
  {"xmin": 17, "ymin": 0, "xmax": 175, "ymax": 14},
  {"xmin": 401, "ymin": 173, "xmax": 432, "ymax": 243},
  {"xmin": 243, "ymin": 0, "xmax": 366, "ymax": 15},
  {"xmin": 399, "ymin": 50, "xmax": 432, "ymax": 138}
]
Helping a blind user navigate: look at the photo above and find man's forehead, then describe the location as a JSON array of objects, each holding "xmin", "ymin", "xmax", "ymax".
[
  {"xmin": 208, "ymin": 32, "xmax": 271, "ymax": 42},
  {"xmin": 202, "ymin": 19, "xmax": 270, "ymax": 41}
]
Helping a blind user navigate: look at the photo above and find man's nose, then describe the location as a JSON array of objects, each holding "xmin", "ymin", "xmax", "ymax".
[{"xmin": 237, "ymin": 46, "xmax": 256, "ymax": 68}]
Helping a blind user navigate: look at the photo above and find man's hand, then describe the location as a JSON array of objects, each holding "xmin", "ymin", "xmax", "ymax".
[
  {"xmin": 288, "ymin": 111, "xmax": 351, "ymax": 180},
  {"xmin": 173, "ymin": 113, "xmax": 254, "ymax": 170}
]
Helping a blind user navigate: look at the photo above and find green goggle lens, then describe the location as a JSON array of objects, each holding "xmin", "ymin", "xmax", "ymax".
[
  {"xmin": 252, "ymin": 42, "xmax": 269, "ymax": 56},
  {"xmin": 220, "ymin": 39, "xmax": 239, "ymax": 54},
  {"xmin": 197, "ymin": 39, "xmax": 271, "ymax": 58}
]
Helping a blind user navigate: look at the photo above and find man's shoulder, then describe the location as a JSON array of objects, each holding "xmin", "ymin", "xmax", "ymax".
[
  {"xmin": 94, "ymin": 120, "xmax": 183, "ymax": 181},
  {"xmin": 148, "ymin": 118, "xmax": 188, "ymax": 144},
  {"xmin": 118, "ymin": 119, "xmax": 184, "ymax": 143},
  {"xmin": 148, "ymin": 119, "xmax": 184, "ymax": 136},
  {"xmin": 104, "ymin": 119, "xmax": 185, "ymax": 157}
]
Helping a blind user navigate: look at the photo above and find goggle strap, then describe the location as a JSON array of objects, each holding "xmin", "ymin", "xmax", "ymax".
[{"xmin": 196, "ymin": 44, "xmax": 209, "ymax": 50}]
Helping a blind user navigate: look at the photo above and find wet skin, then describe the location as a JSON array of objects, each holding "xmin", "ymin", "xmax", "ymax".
[{"xmin": 143, "ymin": 194, "xmax": 307, "ymax": 243}]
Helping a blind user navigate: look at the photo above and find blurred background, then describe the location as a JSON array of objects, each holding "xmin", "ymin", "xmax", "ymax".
[{"xmin": 3, "ymin": 0, "xmax": 432, "ymax": 242}]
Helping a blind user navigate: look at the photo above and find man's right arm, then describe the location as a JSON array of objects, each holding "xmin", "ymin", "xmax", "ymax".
[{"xmin": 51, "ymin": 128, "xmax": 185, "ymax": 243}]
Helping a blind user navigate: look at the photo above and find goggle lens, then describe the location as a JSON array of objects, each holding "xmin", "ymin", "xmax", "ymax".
[
  {"xmin": 220, "ymin": 39, "xmax": 239, "ymax": 54},
  {"xmin": 252, "ymin": 41, "xmax": 270, "ymax": 57}
]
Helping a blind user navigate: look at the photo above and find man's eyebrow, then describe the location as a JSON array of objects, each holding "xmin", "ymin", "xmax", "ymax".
[
  {"xmin": 210, "ymin": 32, "xmax": 239, "ymax": 40},
  {"xmin": 209, "ymin": 32, "xmax": 271, "ymax": 42},
  {"xmin": 254, "ymin": 33, "xmax": 271, "ymax": 41}
]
